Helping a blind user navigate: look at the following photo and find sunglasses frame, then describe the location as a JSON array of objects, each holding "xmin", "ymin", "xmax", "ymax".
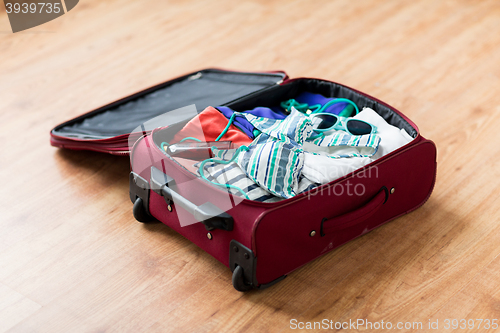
[{"xmin": 309, "ymin": 112, "xmax": 377, "ymax": 136}]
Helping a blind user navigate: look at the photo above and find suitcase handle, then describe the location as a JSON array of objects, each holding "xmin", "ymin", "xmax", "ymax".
[
  {"xmin": 320, "ymin": 186, "xmax": 389, "ymax": 236},
  {"xmin": 150, "ymin": 166, "xmax": 234, "ymax": 231}
]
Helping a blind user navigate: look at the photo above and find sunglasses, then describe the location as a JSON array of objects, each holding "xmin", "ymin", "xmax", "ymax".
[{"xmin": 310, "ymin": 113, "xmax": 377, "ymax": 136}]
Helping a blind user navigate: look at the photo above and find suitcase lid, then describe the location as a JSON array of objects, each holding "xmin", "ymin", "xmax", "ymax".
[{"xmin": 50, "ymin": 68, "xmax": 287, "ymax": 155}]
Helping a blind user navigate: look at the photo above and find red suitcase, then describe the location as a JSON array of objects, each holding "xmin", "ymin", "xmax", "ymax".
[{"xmin": 51, "ymin": 68, "xmax": 437, "ymax": 291}]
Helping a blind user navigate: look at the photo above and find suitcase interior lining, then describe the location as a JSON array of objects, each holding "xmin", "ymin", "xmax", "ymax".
[{"xmin": 51, "ymin": 69, "xmax": 286, "ymax": 140}]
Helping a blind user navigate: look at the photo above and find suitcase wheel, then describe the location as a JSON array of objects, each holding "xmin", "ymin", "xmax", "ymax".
[
  {"xmin": 133, "ymin": 197, "xmax": 156, "ymax": 223},
  {"xmin": 232, "ymin": 265, "xmax": 252, "ymax": 292}
]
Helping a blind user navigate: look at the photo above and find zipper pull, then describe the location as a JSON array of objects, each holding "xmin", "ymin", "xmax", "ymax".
[{"xmin": 188, "ymin": 72, "xmax": 203, "ymax": 81}]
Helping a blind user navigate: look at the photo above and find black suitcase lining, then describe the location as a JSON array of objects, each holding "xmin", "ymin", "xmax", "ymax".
[{"xmin": 51, "ymin": 69, "xmax": 286, "ymax": 140}]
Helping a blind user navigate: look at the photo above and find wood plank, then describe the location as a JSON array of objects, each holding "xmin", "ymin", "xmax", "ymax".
[{"xmin": 0, "ymin": 283, "xmax": 41, "ymax": 333}]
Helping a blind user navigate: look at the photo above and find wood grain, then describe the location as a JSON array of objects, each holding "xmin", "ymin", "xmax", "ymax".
[{"xmin": 1, "ymin": 0, "xmax": 500, "ymax": 332}]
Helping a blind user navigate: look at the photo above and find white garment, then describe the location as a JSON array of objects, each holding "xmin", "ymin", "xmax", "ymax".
[
  {"xmin": 354, "ymin": 107, "xmax": 414, "ymax": 160},
  {"xmin": 302, "ymin": 107, "xmax": 414, "ymax": 184},
  {"xmin": 302, "ymin": 153, "xmax": 372, "ymax": 184}
]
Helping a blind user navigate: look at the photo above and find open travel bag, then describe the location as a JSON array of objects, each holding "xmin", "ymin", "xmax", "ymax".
[{"xmin": 50, "ymin": 68, "xmax": 437, "ymax": 291}]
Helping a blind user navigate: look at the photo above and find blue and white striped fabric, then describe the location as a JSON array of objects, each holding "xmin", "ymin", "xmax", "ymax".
[
  {"xmin": 212, "ymin": 108, "xmax": 312, "ymax": 198},
  {"xmin": 241, "ymin": 108, "xmax": 314, "ymax": 144},
  {"xmin": 197, "ymin": 161, "xmax": 319, "ymax": 202},
  {"xmin": 235, "ymin": 140, "xmax": 303, "ymax": 198},
  {"xmin": 306, "ymin": 131, "xmax": 381, "ymax": 158}
]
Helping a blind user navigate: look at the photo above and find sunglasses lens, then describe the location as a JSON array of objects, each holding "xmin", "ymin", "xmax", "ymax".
[
  {"xmin": 346, "ymin": 120, "xmax": 372, "ymax": 135},
  {"xmin": 312, "ymin": 114, "xmax": 338, "ymax": 130}
]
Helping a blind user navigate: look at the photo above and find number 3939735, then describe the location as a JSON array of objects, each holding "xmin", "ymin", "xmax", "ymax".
[{"xmin": 5, "ymin": 2, "xmax": 62, "ymax": 14}]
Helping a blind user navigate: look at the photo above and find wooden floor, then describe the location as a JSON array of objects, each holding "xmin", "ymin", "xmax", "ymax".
[{"xmin": 1, "ymin": 0, "xmax": 500, "ymax": 332}]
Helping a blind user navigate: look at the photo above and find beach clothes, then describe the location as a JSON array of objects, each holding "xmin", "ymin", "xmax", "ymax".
[{"xmin": 172, "ymin": 106, "xmax": 253, "ymax": 145}]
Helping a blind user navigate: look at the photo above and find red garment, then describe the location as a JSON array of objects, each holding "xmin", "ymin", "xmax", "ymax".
[{"xmin": 172, "ymin": 106, "xmax": 253, "ymax": 145}]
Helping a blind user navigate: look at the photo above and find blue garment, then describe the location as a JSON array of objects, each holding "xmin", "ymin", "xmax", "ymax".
[
  {"xmin": 295, "ymin": 92, "xmax": 354, "ymax": 116},
  {"xmin": 217, "ymin": 93, "xmax": 354, "ymax": 140},
  {"xmin": 217, "ymin": 106, "xmax": 287, "ymax": 139}
]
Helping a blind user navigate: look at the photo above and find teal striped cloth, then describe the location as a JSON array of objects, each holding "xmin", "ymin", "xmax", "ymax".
[
  {"xmin": 212, "ymin": 107, "xmax": 381, "ymax": 199},
  {"xmin": 213, "ymin": 108, "xmax": 311, "ymax": 198},
  {"xmin": 241, "ymin": 109, "xmax": 314, "ymax": 145},
  {"xmin": 307, "ymin": 131, "xmax": 380, "ymax": 158}
]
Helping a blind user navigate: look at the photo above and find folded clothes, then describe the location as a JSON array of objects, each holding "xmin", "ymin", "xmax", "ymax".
[
  {"xmin": 172, "ymin": 106, "xmax": 253, "ymax": 145},
  {"xmin": 179, "ymin": 102, "xmax": 414, "ymax": 201},
  {"xmin": 209, "ymin": 107, "xmax": 388, "ymax": 198},
  {"xmin": 301, "ymin": 107, "xmax": 414, "ymax": 184},
  {"xmin": 213, "ymin": 108, "xmax": 313, "ymax": 199},
  {"xmin": 354, "ymin": 107, "xmax": 413, "ymax": 160}
]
